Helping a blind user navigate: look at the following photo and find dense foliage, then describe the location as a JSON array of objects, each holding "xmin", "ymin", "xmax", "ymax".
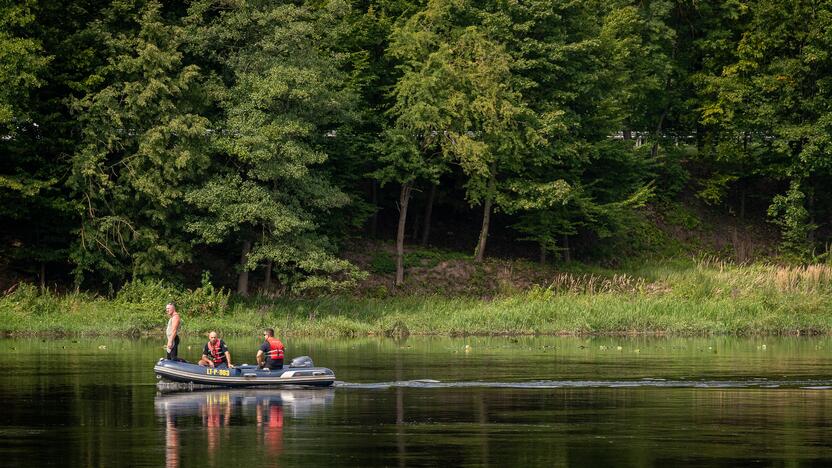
[{"xmin": 2, "ymin": 0, "xmax": 831, "ymax": 293}]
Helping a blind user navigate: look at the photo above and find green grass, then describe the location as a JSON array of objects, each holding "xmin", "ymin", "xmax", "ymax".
[{"xmin": 2, "ymin": 258, "xmax": 832, "ymax": 337}]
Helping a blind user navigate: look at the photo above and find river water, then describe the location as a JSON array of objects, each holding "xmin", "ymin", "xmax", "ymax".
[{"xmin": 2, "ymin": 336, "xmax": 832, "ymax": 466}]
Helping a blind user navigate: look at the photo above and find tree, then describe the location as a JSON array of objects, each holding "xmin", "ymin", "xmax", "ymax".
[
  {"xmin": 330, "ymin": 0, "xmax": 422, "ymax": 241},
  {"xmin": 184, "ymin": 0, "xmax": 363, "ymax": 294},
  {"xmin": 0, "ymin": 0, "xmax": 64, "ymax": 287},
  {"xmin": 0, "ymin": 0, "xmax": 47, "ymax": 130},
  {"xmin": 477, "ymin": 0, "xmax": 658, "ymax": 261},
  {"xmin": 701, "ymin": 0, "xmax": 832, "ymax": 259},
  {"xmin": 768, "ymin": 180, "xmax": 815, "ymax": 261},
  {"xmin": 372, "ymin": 129, "xmax": 445, "ymax": 285},
  {"xmin": 68, "ymin": 0, "xmax": 210, "ymax": 287},
  {"xmin": 387, "ymin": 0, "xmax": 539, "ymax": 264}
]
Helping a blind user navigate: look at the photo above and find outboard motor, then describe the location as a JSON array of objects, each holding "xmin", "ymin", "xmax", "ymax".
[{"xmin": 289, "ymin": 356, "xmax": 314, "ymax": 368}]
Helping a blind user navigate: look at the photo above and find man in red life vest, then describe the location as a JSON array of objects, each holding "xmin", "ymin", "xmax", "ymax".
[
  {"xmin": 256, "ymin": 328, "xmax": 285, "ymax": 370},
  {"xmin": 198, "ymin": 331, "xmax": 234, "ymax": 368}
]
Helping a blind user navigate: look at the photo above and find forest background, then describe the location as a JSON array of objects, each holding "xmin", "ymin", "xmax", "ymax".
[{"xmin": 2, "ymin": 0, "xmax": 832, "ymax": 336}]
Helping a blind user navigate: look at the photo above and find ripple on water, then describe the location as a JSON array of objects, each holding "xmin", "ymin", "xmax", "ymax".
[{"xmin": 335, "ymin": 379, "xmax": 832, "ymax": 390}]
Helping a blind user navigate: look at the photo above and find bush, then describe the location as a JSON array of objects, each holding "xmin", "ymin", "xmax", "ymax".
[
  {"xmin": 370, "ymin": 252, "xmax": 397, "ymax": 274},
  {"xmin": 116, "ymin": 279, "xmax": 179, "ymax": 308},
  {"xmin": 662, "ymin": 202, "xmax": 701, "ymax": 230},
  {"xmin": 116, "ymin": 272, "xmax": 229, "ymax": 315},
  {"xmin": 404, "ymin": 248, "xmax": 469, "ymax": 268},
  {"xmin": 0, "ymin": 283, "xmax": 57, "ymax": 315},
  {"xmin": 366, "ymin": 284, "xmax": 389, "ymax": 298},
  {"xmin": 374, "ymin": 313, "xmax": 410, "ymax": 337},
  {"xmin": 179, "ymin": 272, "xmax": 229, "ymax": 315},
  {"xmin": 370, "ymin": 247, "xmax": 471, "ymax": 275},
  {"xmin": 768, "ymin": 181, "xmax": 815, "ymax": 262}
]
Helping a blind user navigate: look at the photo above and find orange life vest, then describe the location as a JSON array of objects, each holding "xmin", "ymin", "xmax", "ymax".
[
  {"xmin": 265, "ymin": 336, "xmax": 284, "ymax": 361},
  {"xmin": 207, "ymin": 339, "xmax": 225, "ymax": 364}
]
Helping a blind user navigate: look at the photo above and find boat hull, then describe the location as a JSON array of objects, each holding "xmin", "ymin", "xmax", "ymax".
[{"xmin": 154, "ymin": 358, "xmax": 335, "ymax": 387}]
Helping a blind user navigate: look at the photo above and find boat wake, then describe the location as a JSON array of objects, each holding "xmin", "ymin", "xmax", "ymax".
[{"xmin": 334, "ymin": 378, "xmax": 832, "ymax": 390}]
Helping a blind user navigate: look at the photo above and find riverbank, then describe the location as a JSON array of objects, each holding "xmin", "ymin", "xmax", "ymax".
[{"xmin": 2, "ymin": 259, "xmax": 831, "ymax": 337}]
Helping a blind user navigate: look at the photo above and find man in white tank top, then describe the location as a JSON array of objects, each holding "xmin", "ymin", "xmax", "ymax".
[{"xmin": 164, "ymin": 303, "xmax": 181, "ymax": 360}]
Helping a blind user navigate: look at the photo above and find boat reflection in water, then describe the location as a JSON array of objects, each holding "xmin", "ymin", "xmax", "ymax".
[{"xmin": 156, "ymin": 389, "xmax": 334, "ymax": 467}]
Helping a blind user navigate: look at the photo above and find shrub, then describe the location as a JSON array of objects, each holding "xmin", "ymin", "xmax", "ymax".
[
  {"xmin": 0, "ymin": 283, "xmax": 57, "ymax": 315},
  {"xmin": 768, "ymin": 181, "xmax": 815, "ymax": 262},
  {"xmin": 179, "ymin": 272, "xmax": 229, "ymax": 315},
  {"xmin": 116, "ymin": 272, "xmax": 229, "ymax": 315},
  {"xmin": 375, "ymin": 313, "xmax": 410, "ymax": 337},
  {"xmin": 404, "ymin": 248, "xmax": 469, "ymax": 268},
  {"xmin": 370, "ymin": 252, "xmax": 396, "ymax": 274},
  {"xmin": 116, "ymin": 279, "xmax": 178, "ymax": 307}
]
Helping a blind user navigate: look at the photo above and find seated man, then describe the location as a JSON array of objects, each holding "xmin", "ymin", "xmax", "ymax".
[
  {"xmin": 256, "ymin": 328, "xmax": 285, "ymax": 370},
  {"xmin": 198, "ymin": 331, "xmax": 234, "ymax": 368}
]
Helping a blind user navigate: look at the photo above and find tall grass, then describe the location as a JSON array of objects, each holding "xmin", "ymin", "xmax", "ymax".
[{"xmin": 1, "ymin": 260, "xmax": 831, "ymax": 337}]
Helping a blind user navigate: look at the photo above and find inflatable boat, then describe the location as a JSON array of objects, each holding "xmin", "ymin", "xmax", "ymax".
[{"xmin": 154, "ymin": 356, "xmax": 336, "ymax": 387}]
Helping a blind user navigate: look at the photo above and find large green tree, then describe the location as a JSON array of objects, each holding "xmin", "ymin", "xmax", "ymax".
[
  {"xmin": 479, "ymin": 0, "xmax": 658, "ymax": 262},
  {"xmin": 68, "ymin": 0, "xmax": 211, "ymax": 286},
  {"xmin": 386, "ymin": 0, "xmax": 539, "ymax": 267},
  {"xmin": 0, "ymin": 0, "xmax": 56, "ymax": 285},
  {"xmin": 0, "ymin": 0, "xmax": 47, "ymax": 129},
  {"xmin": 333, "ymin": 0, "xmax": 421, "ymax": 242},
  {"xmin": 701, "ymin": 0, "xmax": 832, "ymax": 260},
  {"xmin": 184, "ymin": 0, "xmax": 362, "ymax": 294}
]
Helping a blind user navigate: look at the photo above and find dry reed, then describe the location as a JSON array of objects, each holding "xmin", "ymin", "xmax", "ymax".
[{"xmin": 546, "ymin": 272, "xmax": 647, "ymax": 295}]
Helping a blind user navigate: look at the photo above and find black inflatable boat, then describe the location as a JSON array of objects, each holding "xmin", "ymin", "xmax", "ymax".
[{"xmin": 154, "ymin": 356, "xmax": 335, "ymax": 387}]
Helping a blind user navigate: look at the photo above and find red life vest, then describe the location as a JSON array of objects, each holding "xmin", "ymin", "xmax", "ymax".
[
  {"xmin": 265, "ymin": 336, "xmax": 284, "ymax": 361},
  {"xmin": 207, "ymin": 339, "xmax": 225, "ymax": 364}
]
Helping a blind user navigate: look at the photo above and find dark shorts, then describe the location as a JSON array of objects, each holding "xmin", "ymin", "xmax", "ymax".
[
  {"xmin": 265, "ymin": 360, "xmax": 283, "ymax": 370},
  {"xmin": 166, "ymin": 335, "xmax": 180, "ymax": 361}
]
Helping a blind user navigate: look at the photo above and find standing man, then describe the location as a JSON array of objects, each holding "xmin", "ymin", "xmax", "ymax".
[
  {"xmin": 256, "ymin": 328, "xmax": 285, "ymax": 370},
  {"xmin": 164, "ymin": 302, "xmax": 181, "ymax": 361},
  {"xmin": 199, "ymin": 331, "xmax": 234, "ymax": 368}
]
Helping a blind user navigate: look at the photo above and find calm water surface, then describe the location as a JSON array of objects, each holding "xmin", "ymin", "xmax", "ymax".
[{"xmin": 2, "ymin": 335, "xmax": 832, "ymax": 466}]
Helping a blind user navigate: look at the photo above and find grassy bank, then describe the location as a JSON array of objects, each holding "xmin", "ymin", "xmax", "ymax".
[{"xmin": 1, "ymin": 259, "xmax": 831, "ymax": 337}]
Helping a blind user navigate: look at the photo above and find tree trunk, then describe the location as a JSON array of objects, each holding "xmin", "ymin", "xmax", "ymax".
[
  {"xmin": 411, "ymin": 210, "xmax": 420, "ymax": 241},
  {"xmin": 36, "ymin": 227, "xmax": 45, "ymax": 291},
  {"xmin": 370, "ymin": 180, "xmax": 379, "ymax": 238},
  {"xmin": 420, "ymin": 183, "xmax": 436, "ymax": 246},
  {"xmin": 651, "ymin": 78, "xmax": 672, "ymax": 158},
  {"xmin": 808, "ymin": 185, "xmax": 816, "ymax": 243},
  {"xmin": 695, "ymin": 121, "xmax": 704, "ymax": 152},
  {"xmin": 562, "ymin": 234, "xmax": 571, "ymax": 262},
  {"xmin": 396, "ymin": 183, "xmax": 413, "ymax": 286},
  {"xmin": 732, "ymin": 227, "xmax": 745, "ymax": 263},
  {"xmin": 539, "ymin": 242, "xmax": 547, "ymax": 265},
  {"xmin": 474, "ymin": 175, "xmax": 496, "ymax": 263},
  {"xmin": 740, "ymin": 132, "xmax": 748, "ymax": 219},
  {"xmin": 237, "ymin": 240, "xmax": 251, "ymax": 297},
  {"xmin": 263, "ymin": 260, "xmax": 272, "ymax": 293},
  {"xmin": 651, "ymin": 110, "xmax": 668, "ymax": 158},
  {"xmin": 739, "ymin": 182, "xmax": 746, "ymax": 220}
]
